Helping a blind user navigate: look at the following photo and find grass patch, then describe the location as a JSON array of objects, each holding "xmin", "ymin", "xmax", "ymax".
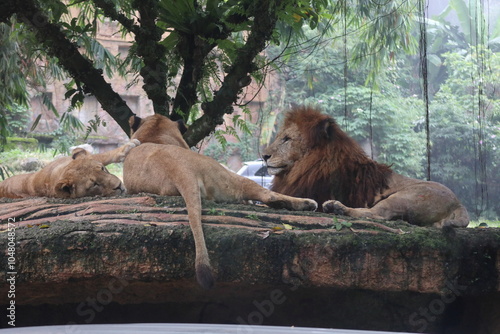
[
  {"xmin": 0, "ymin": 149, "xmax": 57, "ymax": 177},
  {"xmin": 468, "ymin": 219, "xmax": 500, "ymax": 228}
]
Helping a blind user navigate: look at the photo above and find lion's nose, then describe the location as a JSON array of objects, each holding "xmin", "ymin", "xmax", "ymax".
[
  {"xmin": 262, "ymin": 155, "xmax": 271, "ymax": 162},
  {"xmin": 115, "ymin": 184, "xmax": 126, "ymax": 194}
]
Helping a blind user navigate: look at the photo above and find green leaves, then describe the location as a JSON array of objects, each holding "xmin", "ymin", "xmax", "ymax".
[
  {"xmin": 0, "ymin": 22, "xmax": 35, "ymax": 144},
  {"xmin": 334, "ymin": 220, "xmax": 352, "ymax": 231},
  {"xmin": 157, "ymin": 0, "xmax": 197, "ymax": 34},
  {"xmin": 60, "ymin": 18, "xmax": 94, "ymax": 37},
  {"xmin": 331, "ymin": 216, "xmax": 352, "ymax": 231},
  {"xmin": 60, "ymin": 112, "xmax": 84, "ymax": 133},
  {"xmin": 0, "ymin": 165, "xmax": 13, "ymax": 181},
  {"xmin": 425, "ymin": 48, "xmax": 500, "ymax": 219},
  {"xmin": 350, "ymin": 0, "xmax": 418, "ymax": 85}
]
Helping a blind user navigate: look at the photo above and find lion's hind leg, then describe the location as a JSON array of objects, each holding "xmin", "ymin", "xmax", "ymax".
[{"xmin": 438, "ymin": 205, "xmax": 470, "ymax": 228}]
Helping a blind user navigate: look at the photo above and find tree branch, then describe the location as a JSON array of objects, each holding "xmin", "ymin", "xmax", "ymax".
[
  {"xmin": 93, "ymin": 0, "xmax": 170, "ymax": 117},
  {"xmin": 132, "ymin": 0, "xmax": 170, "ymax": 116},
  {"xmin": 184, "ymin": 0, "xmax": 282, "ymax": 146},
  {"xmin": 171, "ymin": 34, "xmax": 212, "ymax": 121},
  {"xmin": 91, "ymin": 0, "xmax": 138, "ymax": 34},
  {"xmin": 171, "ymin": 11, "xmax": 232, "ymax": 122}
]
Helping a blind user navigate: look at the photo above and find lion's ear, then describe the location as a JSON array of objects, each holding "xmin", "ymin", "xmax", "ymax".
[
  {"xmin": 71, "ymin": 148, "xmax": 89, "ymax": 160},
  {"xmin": 176, "ymin": 120, "xmax": 187, "ymax": 135},
  {"xmin": 129, "ymin": 115, "xmax": 142, "ymax": 135},
  {"xmin": 311, "ymin": 118, "xmax": 335, "ymax": 145},
  {"xmin": 54, "ymin": 179, "xmax": 74, "ymax": 198},
  {"xmin": 323, "ymin": 119, "xmax": 336, "ymax": 139}
]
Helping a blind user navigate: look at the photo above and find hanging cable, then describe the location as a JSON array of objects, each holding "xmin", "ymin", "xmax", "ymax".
[
  {"xmin": 369, "ymin": 85, "xmax": 374, "ymax": 160},
  {"xmin": 470, "ymin": 0, "xmax": 488, "ymax": 218},
  {"xmin": 418, "ymin": 0, "xmax": 431, "ymax": 181},
  {"xmin": 343, "ymin": 0, "xmax": 349, "ymax": 131}
]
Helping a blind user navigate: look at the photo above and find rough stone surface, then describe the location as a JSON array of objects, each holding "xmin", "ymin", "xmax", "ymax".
[
  {"xmin": 19, "ymin": 157, "xmax": 45, "ymax": 172},
  {"xmin": 1, "ymin": 195, "xmax": 499, "ymax": 333}
]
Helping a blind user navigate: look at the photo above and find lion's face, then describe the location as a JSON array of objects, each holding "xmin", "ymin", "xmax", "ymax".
[
  {"xmin": 55, "ymin": 149, "xmax": 125, "ymax": 198},
  {"xmin": 263, "ymin": 123, "xmax": 309, "ymax": 176}
]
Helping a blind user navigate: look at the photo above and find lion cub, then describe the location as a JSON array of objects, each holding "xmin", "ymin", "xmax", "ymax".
[{"xmin": 123, "ymin": 114, "xmax": 318, "ymax": 289}]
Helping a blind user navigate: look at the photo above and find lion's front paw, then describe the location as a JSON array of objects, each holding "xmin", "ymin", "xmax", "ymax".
[
  {"xmin": 322, "ymin": 200, "xmax": 346, "ymax": 215},
  {"xmin": 116, "ymin": 139, "xmax": 141, "ymax": 162},
  {"xmin": 300, "ymin": 198, "xmax": 318, "ymax": 211},
  {"xmin": 128, "ymin": 139, "xmax": 141, "ymax": 148},
  {"xmin": 123, "ymin": 139, "xmax": 140, "ymax": 153}
]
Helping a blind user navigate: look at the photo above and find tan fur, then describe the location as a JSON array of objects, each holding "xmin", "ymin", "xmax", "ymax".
[
  {"xmin": 264, "ymin": 106, "xmax": 469, "ymax": 228},
  {"xmin": 0, "ymin": 140, "xmax": 140, "ymax": 199},
  {"xmin": 123, "ymin": 114, "xmax": 318, "ymax": 289}
]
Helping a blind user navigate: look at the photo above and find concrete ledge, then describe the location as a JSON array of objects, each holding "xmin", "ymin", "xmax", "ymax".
[{"xmin": 1, "ymin": 195, "xmax": 499, "ymax": 333}]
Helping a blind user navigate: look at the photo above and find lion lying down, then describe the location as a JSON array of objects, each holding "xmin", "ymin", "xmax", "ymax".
[
  {"xmin": 0, "ymin": 140, "xmax": 139, "ymax": 198},
  {"xmin": 124, "ymin": 114, "xmax": 318, "ymax": 289},
  {"xmin": 263, "ymin": 106, "xmax": 469, "ymax": 228}
]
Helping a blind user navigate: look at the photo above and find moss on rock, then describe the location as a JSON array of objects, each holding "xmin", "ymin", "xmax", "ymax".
[{"xmin": 3, "ymin": 137, "xmax": 38, "ymax": 151}]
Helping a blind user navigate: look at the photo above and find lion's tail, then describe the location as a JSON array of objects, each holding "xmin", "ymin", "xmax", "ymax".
[
  {"xmin": 183, "ymin": 189, "xmax": 216, "ymax": 289},
  {"xmin": 192, "ymin": 233, "xmax": 215, "ymax": 289},
  {"xmin": 192, "ymin": 228, "xmax": 215, "ymax": 289},
  {"xmin": 189, "ymin": 211, "xmax": 215, "ymax": 289},
  {"xmin": 196, "ymin": 258, "xmax": 215, "ymax": 290}
]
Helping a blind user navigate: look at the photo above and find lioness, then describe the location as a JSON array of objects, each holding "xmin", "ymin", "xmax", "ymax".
[
  {"xmin": 0, "ymin": 140, "xmax": 139, "ymax": 198},
  {"xmin": 263, "ymin": 106, "xmax": 469, "ymax": 228},
  {"xmin": 123, "ymin": 114, "xmax": 318, "ymax": 289}
]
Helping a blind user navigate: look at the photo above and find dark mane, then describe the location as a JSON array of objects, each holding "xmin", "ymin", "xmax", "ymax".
[{"xmin": 271, "ymin": 106, "xmax": 392, "ymax": 209}]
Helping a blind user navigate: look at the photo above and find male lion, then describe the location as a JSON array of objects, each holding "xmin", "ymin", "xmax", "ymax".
[
  {"xmin": 0, "ymin": 140, "xmax": 139, "ymax": 198},
  {"xmin": 263, "ymin": 106, "xmax": 469, "ymax": 228},
  {"xmin": 123, "ymin": 114, "xmax": 318, "ymax": 289}
]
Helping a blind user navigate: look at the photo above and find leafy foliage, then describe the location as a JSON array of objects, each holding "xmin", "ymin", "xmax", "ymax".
[
  {"xmin": 429, "ymin": 49, "xmax": 499, "ymax": 218},
  {"xmin": 204, "ymin": 118, "xmax": 261, "ymax": 164},
  {"xmin": 0, "ymin": 165, "xmax": 13, "ymax": 181},
  {"xmin": 263, "ymin": 4, "xmax": 499, "ymax": 219},
  {"xmin": 0, "ymin": 21, "xmax": 62, "ymax": 145},
  {"xmin": 302, "ymin": 85, "xmax": 427, "ymax": 178},
  {"xmin": 0, "ymin": 23, "xmax": 30, "ymax": 144},
  {"xmin": 2, "ymin": 104, "xmax": 31, "ymax": 137},
  {"xmin": 0, "ymin": 0, "xmax": 420, "ymax": 147}
]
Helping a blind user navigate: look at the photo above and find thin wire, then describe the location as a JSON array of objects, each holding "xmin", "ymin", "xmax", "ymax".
[
  {"xmin": 470, "ymin": 0, "xmax": 488, "ymax": 217},
  {"xmin": 418, "ymin": 0, "xmax": 431, "ymax": 181},
  {"xmin": 343, "ymin": 0, "xmax": 349, "ymax": 131},
  {"xmin": 369, "ymin": 85, "xmax": 374, "ymax": 159}
]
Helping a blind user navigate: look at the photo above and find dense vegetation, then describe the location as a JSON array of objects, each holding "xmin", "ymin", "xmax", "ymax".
[
  {"xmin": 1, "ymin": 0, "xmax": 417, "ymax": 146},
  {"xmin": 205, "ymin": 1, "xmax": 500, "ymax": 219}
]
